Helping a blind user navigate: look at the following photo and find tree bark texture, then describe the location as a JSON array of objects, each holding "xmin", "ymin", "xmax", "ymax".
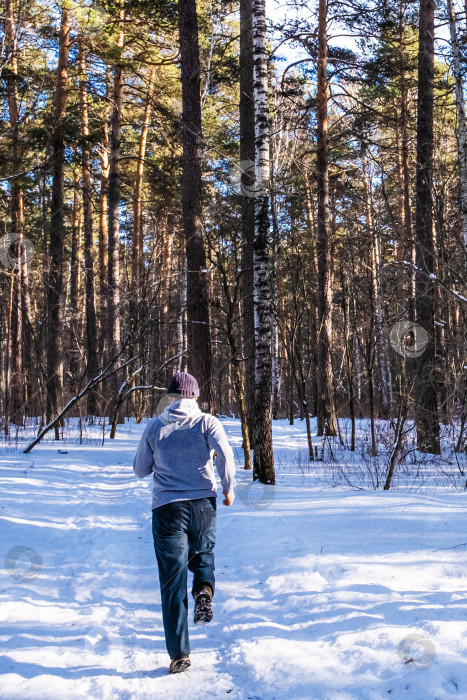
[
  {"xmin": 414, "ymin": 0, "xmax": 441, "ymax": 453},
  {"xmin": 252, "ymin": 0, "xmax": 275, "ymax": 484},
  {"xmin": 240, "ymin": 0, "xmax": 257, "ymax": 443},
  {"xmin": 178, "ymin": 0, "xmax": 214, "ymax": 412},
  {"xmin": 316, "ymin": 0, "xmax": 337, "ymax": 437},
  {"xmin": 46, "ymin": 7, "xmax": 70, "ymax": 430}
]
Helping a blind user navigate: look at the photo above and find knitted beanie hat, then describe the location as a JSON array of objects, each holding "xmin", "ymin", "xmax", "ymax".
[{"xmin": 167, "ymin": 371, "xmax": 200, "ymax": 398}]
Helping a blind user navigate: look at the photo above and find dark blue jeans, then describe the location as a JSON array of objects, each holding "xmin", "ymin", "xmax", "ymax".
[{"xmin": 152, "ymin": 496, "xmax": 217, "ymax": 660}]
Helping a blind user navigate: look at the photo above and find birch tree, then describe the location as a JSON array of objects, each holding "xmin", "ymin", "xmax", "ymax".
[
  {"xmin": 252, "ymin": 0, "xmax": 275, "ymax": 484},
  {"xmin": 240, "ymin": 0, "xmax": 257, "ymax": 444},
  {"xmin": 316, "ymin": 0, "xmax": 337, "ymax": 436}
]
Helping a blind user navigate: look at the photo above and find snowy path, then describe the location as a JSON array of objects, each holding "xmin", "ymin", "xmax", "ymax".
[{"xmin": 1, "ymin": 419, "xmax": 467, "ymax": 699}]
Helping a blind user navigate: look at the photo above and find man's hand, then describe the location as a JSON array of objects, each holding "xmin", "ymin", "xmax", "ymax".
[{"xmin": 222, "ymin": 491, "xmax": 235, "ymax": 506}]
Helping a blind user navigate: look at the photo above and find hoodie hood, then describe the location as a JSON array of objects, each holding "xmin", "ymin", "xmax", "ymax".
[{"xmin": 159, "ymin": 397, "xmax": 202, "ymax": 426}]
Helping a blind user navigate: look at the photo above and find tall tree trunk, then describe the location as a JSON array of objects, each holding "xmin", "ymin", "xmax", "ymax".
[
  {"xmin": 270, "ymin": 188, "xmax": 281, "ymax": 419},
  {"xmin": 98, "ymin": 68, "xmax": 110, "ymax": 361},
  {"xmin": 21, "ymin": 231, "xmax": 32, "ymax": 414},
  {"xmin": 78, "ymin": 40, "xmax": 98, "ymax": 415},
  {"xmin": 133, "ymin": 70, "xmax": 155, "ymax": 300},
  {"xmin": 448, "ymin": 0, "xmax": 467, "ymax": 257},
  {"xmin": 220, "ymin": 264, "xmax": 252, "ymax": 470},
  {"xmin": 5, "ymin": 275, "xmax": 14, "ymax": 432},
  {"xmin": 130, "ymin": 70, "xmax": 154, "ymax": 415},
  {"xmin": 398, "ymin": 4, "xmax": 416, "ymax": 318},
  {"xmin": 4, "ymin": 0, "xmax": 24, "ymax": 425},
  {"xmin": 69, "ymin": 168, "xmax": 82, "ymax": 380},
  {"xmin": 161, "ymin": 220, "xmax": 174, "ymax": 368},
  {"xmin": 240, "ymin": 0, "xmax": 257, "ymax": 444},
  {"xmin": 340, "ymin": 261, "xmax": 356, "ymax": 451},
  {"xmin": 304, "ymin": 172, "xmax": 320, "ymax": 417},
  {"xmin": 316, "ymin": 0, "xmax": 337, "ymax": 436},
  {"xmin": 252, "ymin": 0, "xmax": 275, "ymax": 484},
  {"xmin": 46, "ymin": 7, "xmax": 70, "ymax": 435},
  {"xmin": 362, "ymin": 155, "xmax": 391, "ymax": 416},
  {"xmin": 177, "ymin": 247, "xmax": 188, "ymax": 373},
  {"xmin": 107, "ymin": 2, "xmax": 124, "ymax": 384},
  {"xmin": 178, "ymin": 0, "xmax": 213, "ymax": 412},
  {"xmin": 414, "ymin": 0, "xmax": 440, "ymax": 453}
]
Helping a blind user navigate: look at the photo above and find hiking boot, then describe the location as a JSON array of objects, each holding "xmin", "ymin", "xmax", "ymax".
[
  {"xmin": 193, "ymin": 583, "xmax": 213, "ymax": 625},
  {"xmin": 169, "ymin": 656, "xmax": 191, "ymax": 674}
]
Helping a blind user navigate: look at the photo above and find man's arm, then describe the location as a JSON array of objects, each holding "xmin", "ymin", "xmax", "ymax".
[
  {"xmin": 205, "ymin": 416, "xmax": 236, "ymax": 499},
  {"xmin": 133, "ymin": 420, "xmax": 155, "ymax": 478}
]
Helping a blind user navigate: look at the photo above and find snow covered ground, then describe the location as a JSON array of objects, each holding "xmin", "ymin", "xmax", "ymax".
[{"xmin": 1, "ymin": 416, "xmax": 467, "ymax": 699}]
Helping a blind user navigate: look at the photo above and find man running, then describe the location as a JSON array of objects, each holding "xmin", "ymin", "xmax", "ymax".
[{"xmin": 133, "ymin": 371, "xmax": 236, "ymax": 674}]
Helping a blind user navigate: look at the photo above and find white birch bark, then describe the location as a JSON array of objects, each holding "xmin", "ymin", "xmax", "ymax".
[{"xmin": 252, "ymin": 0, "xmax": 275, "ymax": 483}]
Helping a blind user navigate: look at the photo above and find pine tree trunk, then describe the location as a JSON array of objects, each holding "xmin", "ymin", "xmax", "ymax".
[
  {"xmin": 447, "ymin": 0, "xmax": 467, "ymax": 257},
  {"xmin": 252, "ymin": 0, "xmax": 275, "ymax": 484},
  {"xmin": 240, "ymin": 0, "xmax": 257, "ymax": 444},
  {"xmin": 46, "ymin": 7, "xmax": 70, "ymax": 435},
  {"xmin": 130, "ymin": 71, "xmax": 154, "ymax": 415},
  {"xmin": 98, "ymin": 67, "xmax": 110, "ymax": 361},
  {"xmin": 5, "ymin": 275, "xmax": 14, "ymax": 432},
  {"xmin": 107, "ymin": 3, "xmax": 124, "ymax": 386},
  {"xmin": 414, "ymin": 0, "xmax": 441, "ymax": 453},
  {"xmin": 21, "ymin": 232, "xmax": 32, "ymax": 414},
  {"xmin": 69, "ymin": 168, "xmax": 82, "ymax": 380},
  {"xmin": 316, "ymin": 0, "xmax": 337, "ymax": 437},
  {"xmin": 78, "ymin": 40, "xmax": 98, "ymax": 415},
  {"xmin": 4, "ymin": 0, "xmax": 24, "ymax": 425},
  {"xmin": 398, "ymin": 12, "xmax": 415, "ymax": 318},
  {"xmin": 178, "ymin": 0, "xmax": 213, "ymax": 412}
]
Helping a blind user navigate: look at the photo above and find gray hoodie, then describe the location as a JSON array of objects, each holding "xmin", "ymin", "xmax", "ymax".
[{"xmin": 133, "ymin": 398, "xmax": 237, "ymax": 509}]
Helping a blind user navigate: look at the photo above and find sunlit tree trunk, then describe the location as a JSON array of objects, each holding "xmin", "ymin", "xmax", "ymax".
[
  {"xmin": 107, "ymin": 2, "xmax": 124, "ymax": 383},
  {"xmin": 316, "ymin": 0, "xmax": 337, "ymax": 436},
  {"xmin": 130, "ymin": 70, "xmax": 154, "ymax": 415},
  {"xmin": 69, "ymin": 168, "xmax": 82, "ymax": 380},
  {"xmin": 98, "ymin": 69, "xmax": 110, "ymax": 361}
]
